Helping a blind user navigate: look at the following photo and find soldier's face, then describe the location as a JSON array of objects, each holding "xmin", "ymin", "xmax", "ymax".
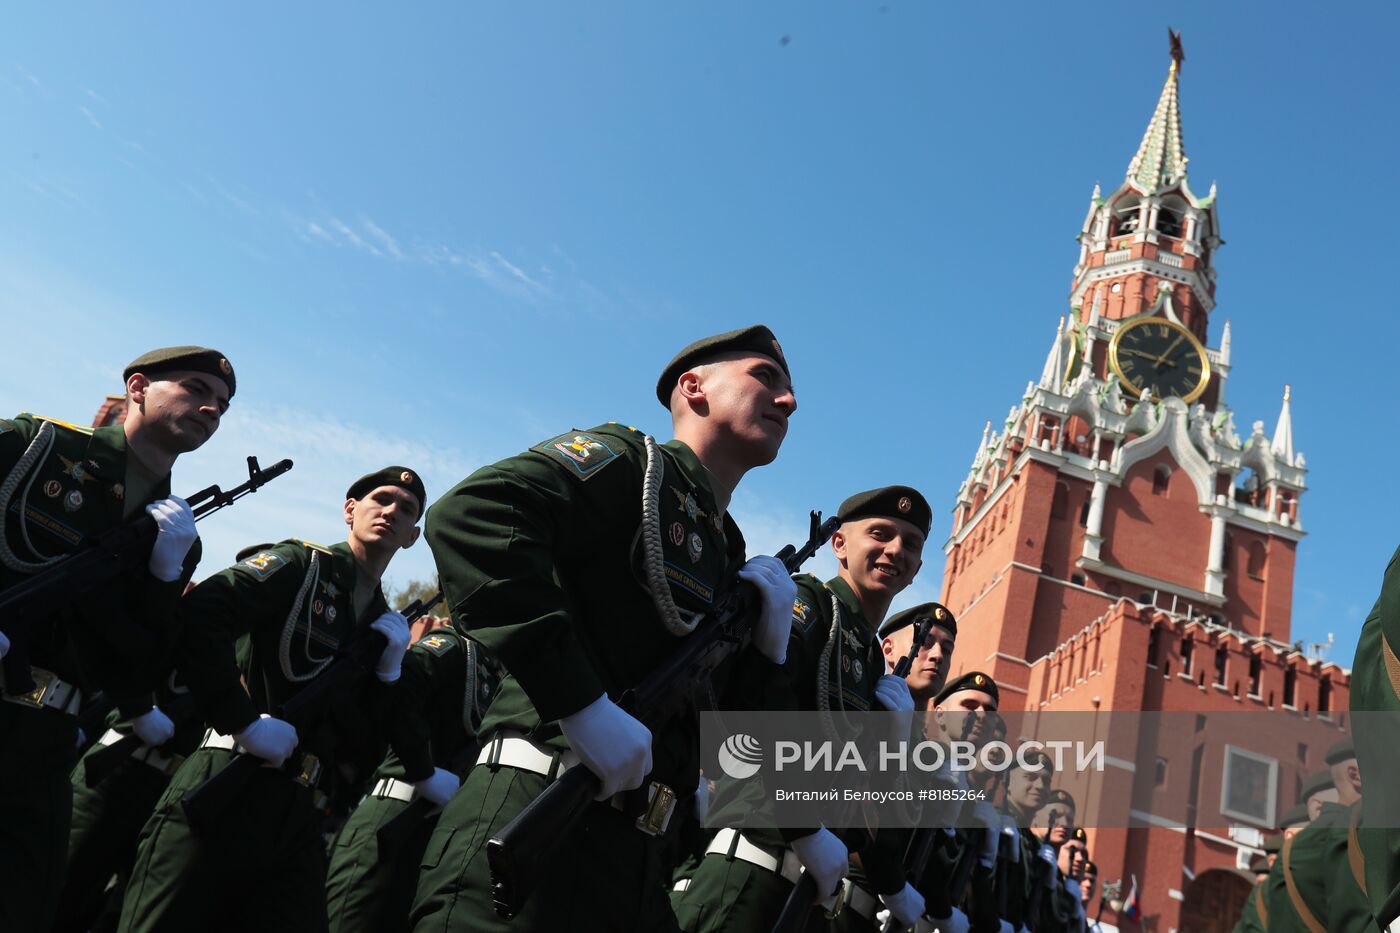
[
  {"xmin": 1034, "ymin": 803, "xmax": 1074, "ymax": 845},
  {"xmin": 932, "ymin": 691, "xmax": 996, "ymax": 746},
  {"xmin": 834, "ymin": 517, "xmax": 924, "ymax": 604},
  {"xmin": 687, "ymin": 353, "xmax": 795, "ymax": 466},
  {"xmin": 1079, "ymin": 874, "xmax": 1096, "ymax": 902},
  {"xmin": 884, "ymin": 620, "xmax": 953, "ymax": 697},
  {"xmin": 345, "ymin": 485, "xmax": 422, "ymax": 552},
  {"xmin": 1008, "ymin": 765, "xmax": 1050, "ymax": 812},
  {"xmin": 128, "ymin": 370, "xmax": 229, "ymax": 453}
]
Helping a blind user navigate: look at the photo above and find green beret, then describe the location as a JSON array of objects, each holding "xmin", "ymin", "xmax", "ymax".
[
  {"xmin": 124, "ymin": 346, "xmax": 236, "ymax": 398},
  {"xmin": 234, "ymin": 542, "xmax": 275, "ymax": 562},
  {"xmin": 934, "ymin": 671, "xmax": 999, "ymax": 708},
  {"xmin": 878, "ymin": 601, "xmax": 956, "ymax": 640},
  {"xmin": 837, "ymin": 485, "xmax": 932, "ymax": 539},
  {"xmin": 655, "ymin": 324, "xmax": 790, "ymax": 408},
  {"xmin": 1249, "ymin": 856, "xmax": 1269, "ymax": 874},
  {"xmin": 1300, "ymin": 769, "xmax": 1334, "ymax": 802},
  {"xmin": 1019, "ymin": 747, "xmax": 1055, "ymax": 774},
  {"xmin": 1325, "ymin": 736, "xmax": 1355, "ymax": 766},
  {"xmin": 346, "ymin": 466, "xmax": 427, "ymax": 518},
  {"xmin": 1279, "ymin": 803, "xmax": 1310, "ymax": 828},
  {"xmin": 1084, "ymin": 860, "xmax": 1098, "ymax": 876},
  {"xmin": 1044, "ymin": 789, "xmax": 1077, "ymax": 812},
  {"xmin": 1262, "ymin": 834, "xmax": 1283, "ymax": 854}
]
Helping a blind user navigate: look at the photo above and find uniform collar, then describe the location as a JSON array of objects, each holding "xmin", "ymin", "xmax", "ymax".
[
  {"xmin": 824, "ymin": 576, "xmax": 870, "ymax": 634},
  {"xmin": 663, "ymin": 439, "xmax": 728, "ymax": 517}
]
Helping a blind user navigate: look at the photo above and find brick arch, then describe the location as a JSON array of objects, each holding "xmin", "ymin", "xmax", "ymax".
[{"xmin": 1179, "ymin": 868, "xmax": 1253, "ymax": 933}]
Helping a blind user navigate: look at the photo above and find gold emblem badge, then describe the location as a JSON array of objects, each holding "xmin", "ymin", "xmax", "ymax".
[
  {"xmin": 64, "ymin": 490, "xmax": 84, "ymax": 512},
  {"xmin": 973, "ymin": 674, "xmax": 986, "ymax": 686},
  {"xmin": 935, "ymin": 607, "xmax": 947, "ymax": 621},
  {"xmin": 219, "ymin": 357, "xmax": 232, "ymax": 375},
  {"xmin": 897, "ymin": 496, "xmax": 912, "ymax": 513},
  {"xmin": 400, "ymin": 471, "xmax": 414, "ymax": 483}
]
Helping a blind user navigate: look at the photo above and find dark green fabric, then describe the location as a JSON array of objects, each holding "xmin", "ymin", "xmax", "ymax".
[
  {"xmin": 1326, "ymin": 805, "xmax": 1376, "ymax": 931},
  {"xmin": 1265, "ymin": 801, "xmax": 1348, "ymax": 931},
  {"xmin": 123, "ymin": 345, "xmax": 235, "ymax": 397},
  {"xmin": 410, "ymin": 763, "xmax": 684, "ymax": 931},
  {"xmin": 325, "ymin": 793, "xmax": 435, "ymax": 933},
  {"xmin": 655, "ymin": 324, "xmax": 789, "ymax": 407},
  {"xmin": 837, "ymin": 485, "xmax": 932, "ymax": 539},
  {"xmin": 117, "ymin": 748, "xmax": 330, "ymax": 933},
  {"xmin": 672, "ymin": 849, "xmax": 795, "ymax": 933},
  {"xmin": 1232, "ymin": 878, "xmax": 1267, "ymax": 933},
  {"xmin": 0, "ymin": 703, "xmax": 77, "ymax": 931}
]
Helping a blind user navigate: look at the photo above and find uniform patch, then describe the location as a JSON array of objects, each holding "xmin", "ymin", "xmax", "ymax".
[
  {"xmin": 533, "ymin": 432, "xmax": 620, "ymax": 480},
  {"xmin": 0, "ymin": 419, "xmax": 12, "ymax": 435},
  {"xmin": 663, "ymin": 562, "xmax": 715, "ymax": 604},
  {"xmin": 792, "ymin": 598, "xmax": 815, "ymax": 632},
  {"xmin": 418, "ymin": 634, "xmax": 459, "ymax": 657},
  {"xmin": 242, "ymin": 550, "xmax": 289, "ymax": 580},
  {"xmin": 669, "ymin": 522, "xmax": 685, "ymax": 547}
]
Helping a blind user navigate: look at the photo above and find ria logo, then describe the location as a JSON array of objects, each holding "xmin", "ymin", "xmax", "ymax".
[{"xmin": 717, "ymin": 733, "xmax": 763, "ymax": 780}]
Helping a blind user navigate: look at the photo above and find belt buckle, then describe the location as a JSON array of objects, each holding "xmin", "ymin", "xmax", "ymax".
[
  {"xmin": 822, "ymin": 878, "xmax": 851, "ymax": 920},
  {"xmin": 634, "ymin": 781, "xmax": 677, "ymax": 837},
  {"xmin": 292, "ymin": 753, "xmax": 322, "ymax": 788},
  {"xmin": 14, "ymin": 668, "xmax": 56, "ymax": 709}
]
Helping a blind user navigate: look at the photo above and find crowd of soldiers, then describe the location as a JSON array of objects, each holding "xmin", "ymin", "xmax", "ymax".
[{"xmin": 0, "ymin": 328, "xmax": 1394, "ymax": 933}]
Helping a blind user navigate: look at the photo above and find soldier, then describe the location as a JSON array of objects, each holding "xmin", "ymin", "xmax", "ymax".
[
  {"xmin": 411, "ymin": 325, "xmax": 801, "ymax": 932},
  {"xmin": 117, "ymin": 466, "xmax": 428, "ymax": 931},
  {"xmin": 1080, "ymin": 859, "xmax": 1097, "ymax": 918},
  {"xmin": 1043, "ymin": 827, "xmax": 1088, "ymax": 933},
  {"xmin": 671, "ymin": 485, "xmax": 933, "ymax": 932},
  {"xmin": 1298, "ymin": 768, "xmax": 1336, "ymax": 822},
  {"xmin": 1257, "ymin": 803, "xmax": 1312, "ymax": 933},
  {"xmin": 0, "ymin": 346, "xmax": 231, "ymax": 930},
  {"xmin": 879, "ymin": 600, "xmax": 957, "ymax": 706},
  {"xmin": 324, "ymin": 617, "xmax": 499, "ymax": 933},
  {"xmin": 1347, "ymin": 546, "xmax": 1400, "ymax": 928},
  {"xmin": 1033, "ymin": 789, "xmax": 1076, "ymax": 850},
  {"xmin": 1000, "ymin": 747, "xmax": 1058, "ymax": 932}
]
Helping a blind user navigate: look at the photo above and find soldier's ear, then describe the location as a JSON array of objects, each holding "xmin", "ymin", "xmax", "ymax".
[
  {"xmin": 344, "ymin": 499, "xmax": 356, "ymax": 527},
  {"xmin": 126, "ymin": 373, "xmax": 151, "ymax": 406},
  {"xmin": 830, "ymin": 528, "xmax": 847, "ymax": 561},
  {"xmin": 402, "ymin": 526, "xmax": 421, "ymax": 550}
]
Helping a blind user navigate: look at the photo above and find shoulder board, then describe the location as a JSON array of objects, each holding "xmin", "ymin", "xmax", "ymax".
[
  {"xmin": 28, "ymin": 413, "xmax": 94, "ymax": 436},
  {"xmin": 530, "ymin": 428, "xmax": 628, "ymax": 482},
  {"xmin": 291, "ymin": 538, "xmax": 335, "ymax": 556},
  {"xmin": 0, "ymin": 418, "xmax": 12, "ymax": 436},
  {"xmin": 416, "ymin": 632, "xmax": 462, "ymax": 657}
]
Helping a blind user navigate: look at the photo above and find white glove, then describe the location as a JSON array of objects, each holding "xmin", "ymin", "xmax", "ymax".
[
  {"xmin": 370, "ymin": 611, "xmax": 411, "ymax": 683},
  {"xmin": 558, "ymin": 693, "xmax": 653, "ymax": 801},
  {"xmin": 790, "ymin": 827, "xmax": 849, "ymax": 900},
  {"xmin": 234, "ymin": 713, "xmax": 299, "ymax": 767},
  {"xmin": 925, "ymin": 907, "xmax": 969, "ymax": 933},
  {"xmin": 413, "ymin": 767, "xmax": 461, "ymax": 807},
  {"xmin": 1000, "ymin": 815, "xmax": 1022, "ymax": 861},
  {"xmin": 879, "ymin": 881, "xmax": 925, "ymax": 926},
  {"xmin": 131, "ymin": 706, "xmax": 176, "ymax": 746},
  {"xmin": 736, "ymin": 556, "xmax": 797, "ymax": 664},
  {"xmin": 874, "ymin": 674, "xmax": 915, "ymax": 712},
  {"xmin": 998, "ymin": 922, "xmax": 1015, "ymax": 933},
  {"xmin": 146, "ymin": 496, "xmax": 197, "ymax": 582},
  {"xmin": 970, "ymin": 801, "xmax": 1002, "ymax": 866},
  {"xmin": 0, "ymin": 629, "xmax": 9, "ymax": 660},
  {"xmin": 1037, "ymin": 843, "xmax": 1058, "ymax": 878}
]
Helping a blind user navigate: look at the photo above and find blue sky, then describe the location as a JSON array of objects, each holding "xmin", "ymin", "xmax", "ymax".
[{"xmin": 2, "ymin": 4, "xmax": 1395, "ymax": 668}]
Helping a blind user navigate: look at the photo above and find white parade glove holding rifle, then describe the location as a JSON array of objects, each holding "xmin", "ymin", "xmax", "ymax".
[
  {"xmin": 558, "ymin": 693, "xmax": 652, "ymax": 801},
  {"xmin": 146, "ymin": 496, "xmax": 196, "ymax": 582},
  {"xmin": 736, "ymin": 556, "xmax": 797, "ymax": 664},
  {"xmin": 131, "ymin": 706, "xmax": 176, "ymax": 746},
  {"xmin": 790, "ymin": 827, "xmax": 849, "ymax": 900}
]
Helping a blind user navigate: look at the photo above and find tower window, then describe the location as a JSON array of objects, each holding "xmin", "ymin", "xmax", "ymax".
[
  {"xmin": 1283, "ymin": 667, "xmax": 1297, "ymax": 708},
  {"xmin": 1051, "ymin": 482, "xmax": 1069, "ymax": 520},
  {"xmin": 1112, "ymin": 198, "xmax": 1142, "ymax": 236},
  {"xmin": 1152, "ymin": 465, "xmax": 1172, "ymax": 496},
  {"xmin": 1180, "ymin": 637, "xmax": 1194, "ymax": 675},
  {"xmin": 1319, "ymin": 677, "xmax": 1332, "ymax": 715},
  {"xmin": 1157, "ymin": 206, "xmax": 1185, "ymax": 238},
  {"xmin": 1215, "ymin": 646, "xmax": 1227, "ymax": 686},
  {"xmin": 1248, "ymin": 654, "xmax": 1262, "ymax": 697},
  {"xmin": 1078, "ymin": 499, "xmax": 1091, "ymax": 527},
  {"xmin": 1147, "ymin": 626, "xmax": 1162, "ymax": 667},
  {"xmin": 1247, "ymin": 542, "xmax": 1266, "ymax": 580},
  {"xmin": 1071, "ymin": 573, "xmax": 1086, "ymax": 587}
]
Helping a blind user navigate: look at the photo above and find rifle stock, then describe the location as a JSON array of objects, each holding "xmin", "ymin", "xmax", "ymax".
[
  {"xmin": 178, "ymin": 590, "xmax": 439, "ymax": 833},
  {"xmin": 485, "ymin": 511, "xmax": 840, "ymax": 920},
  {"xmin": 771, "ymin": 873, "xmax": 820, "ymax": 933}
]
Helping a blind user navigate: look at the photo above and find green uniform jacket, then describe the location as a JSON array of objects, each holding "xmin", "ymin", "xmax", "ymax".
[
  {"xmin": 1350, "ymin": 544, "xmax": 1400, "ymax": 925},
  {"xmin": 1266, "ymin": 801, "xmax": 1349, "ymax": 932},
  {"xmin": 0, "ymin": 413, "xmax": 198, "ymax": 716},
  {"xmin": 379, "ymin": 627, "xmax": 496, "ymax": 783},
  {"xmin": 1232, "ymin": 878, "xmax": 1267, "ymax": 933},
  {"xmin": 424, "ymin": 424, "xmax": 750, "ymax": 799},
  {"xmin": 1328, "ymin": 803, "xmax": 1376, "ymax": 932},
  {"xmin": 176, "ymin": 538, "xmax": 395, "ymax": 788}
]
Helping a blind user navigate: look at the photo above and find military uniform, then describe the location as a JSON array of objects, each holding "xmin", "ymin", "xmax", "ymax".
[
  {"xmin": 0, "ymin": 412, "xmax": 201, "ymax": 930},
  {"xmin": 118, "ymin": 537, "xmax": 403, "ymax": 932},
  {"xmin": 411, "ymin": 423, "xmax": 752, "ymax": 931},
  {"xmin": 1348, "ymin": 545, "xmax": 1400, "ymax": 927},
  {"xmin": 1330, "ymin": 803, "xmax": 1377, "ymax": 931},
  {"xmin": 1266, "ymin": 800, "xmax": 1351, "ymax": 931},
  {"xmin": 325, "ymin": 627, "xmax": 497, "ymax": 933}
]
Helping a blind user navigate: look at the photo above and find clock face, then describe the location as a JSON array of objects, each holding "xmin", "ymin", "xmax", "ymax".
[{"xmin": 1108, "ymin": 317, "xmax": 1211, "ymax": 402}]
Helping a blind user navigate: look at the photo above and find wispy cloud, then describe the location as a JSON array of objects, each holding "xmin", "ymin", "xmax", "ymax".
[
  {"xmin": 329, "ymin": 216, "xmax": 379, "ymax": 256},
  {"xmin": 79, "ymin": 105, "xmax": 102, "ymax": 130},
  {"xmin": 15, "ymin": 64, "xmax": 40, "ymax": 88},
  {"xmin": 419, "ymin": 244, "xmax": 555, "ymax": 300},
  {"xmin": 82, "ymin": 87, "xmax": 108, "ymax": 105},
  {"xmin": 208, "ymin": 176, "xmax": 258, "ymax": 215},
  {"xmin": 362, "ymin": 216, "xmax": 403, "ymax": 260}
]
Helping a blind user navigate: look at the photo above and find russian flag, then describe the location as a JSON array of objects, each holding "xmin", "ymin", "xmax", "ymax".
[{"xmin": 1123, "ymin": 874, "xmax": 1141, "ymax": 921}]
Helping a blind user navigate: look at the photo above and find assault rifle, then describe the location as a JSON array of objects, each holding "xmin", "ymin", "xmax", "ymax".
[
  {"xmin": 178, "ymin": 589, "xmax": 442, "ymax": 833},
  {"xmin": 1, "ymin": 456, "xmax": 293, "ymax": 696},
  {"xmin": 486, "ymin": 510, "xmax": 841, "ymax": 920}
]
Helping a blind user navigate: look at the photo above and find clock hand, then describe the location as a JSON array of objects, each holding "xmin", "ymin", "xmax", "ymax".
[
  {"xmin": 1154, "ymin": 334, "xmax": 1186, "ymax": 369},
  {"xmin": 1121, "ymin": 349, "xmax": 1160, "ymax": 362}
]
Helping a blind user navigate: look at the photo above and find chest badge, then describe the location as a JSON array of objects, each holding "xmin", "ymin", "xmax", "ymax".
[
  {"xmin": 669, "ymin": 522, "xmax": 685, "ymax": 547},
  {"xmin": 63, "ymin": 490, "xmax": 84, "ymax": 512},
  {"xmin": 842, "ymin": 654, "xmax": 851, "ymax": 673},
  {"xmin": 687, "ymin": 532, "xmax": 703, "ymax": 562},
  {"xmin": 313, "ymin": 599, "xmax": 325, "ymax": 616},
  {"xmin": 852, "ymin": 658, "xmax": 864, "ymax": 681},
  {"xmin": 43, "ymin": 480, "xmax": 61, "ymax": 498},
  {"xmin": 325, "ymin": 605, "xmax": 337, "ymax": 623},
  {"xmin": 111, "ymin": 483, "xmax": 124, "ymax": 501}
]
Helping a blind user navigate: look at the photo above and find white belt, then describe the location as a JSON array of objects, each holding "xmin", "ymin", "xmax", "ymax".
[
  {"xmin": 198, "ymin": 728, "xmax": 280, "ymax": 769},
  {"xmin": 672, "ymin": 878, "xmax": 691, "ymax": 892},
  {"xmin": 704, "ymin": 829, "xmax": 805, "ymax": 885},
  {"xmin": 1, "ymin": 666, "xmax": 82, "ymax": 715},
  {"xmin": 98, "ymin": 728, "xmax": 185, "ymax": 775},
  {"xmin": 370, "ymin": 777, "xmax": 417, "ymax": 802},
  {"xmin": 475, "ymin": 731, "xmax": 580, "ymax": 779}
]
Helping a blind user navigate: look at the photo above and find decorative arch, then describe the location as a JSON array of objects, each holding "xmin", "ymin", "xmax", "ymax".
[{"xmin": 1115, "ymin": 397, "xmax": 1216, "ymax": 505}]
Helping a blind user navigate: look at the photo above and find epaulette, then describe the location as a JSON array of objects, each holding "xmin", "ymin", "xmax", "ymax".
[
  {"xmin": 416, "ymin": 631, "xmax": 461, "ymax": 657},
  {"xmin": 292, "ymin": 538, "xmax": 335, "ymax": 556},
  {"xmin": 27, "ymin": 413, "xmax": 94, "ymax": 436},
  {"xmin": 531, "ymin": 427, "xmax": 629, "ymax": 482}
]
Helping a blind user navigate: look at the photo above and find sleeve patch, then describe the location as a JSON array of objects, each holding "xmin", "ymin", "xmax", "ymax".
[
  {"xmin": 241, "ymin": 550, "xmax": 288, "ymax": 581},
  {"xmin": 0, "ymin": 419, "xmax": 12, "ymax": 436},
  {"xmin": 531, "ymin": 431, "xmax": 621, "ymax": 481},
  {"xmin": 417, "ymin": 634, "xmax": 459, "ymax": 657},
  {"xmin": 792, "ymin": 598, "xmax": 816, "ymax": 632}
]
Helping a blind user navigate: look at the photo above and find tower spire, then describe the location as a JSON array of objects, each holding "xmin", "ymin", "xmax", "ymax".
[
  {"xmin": 1126, "ymin": 29, "xmax": 1189, "ymax": 193},
  {"xmin": 1039, "ymin": 316, "xmax": 1069, "ymax": 392},
  {"xmin": 1271, "ymin": 384, "xmax": 1295, "ymax": 465}
]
